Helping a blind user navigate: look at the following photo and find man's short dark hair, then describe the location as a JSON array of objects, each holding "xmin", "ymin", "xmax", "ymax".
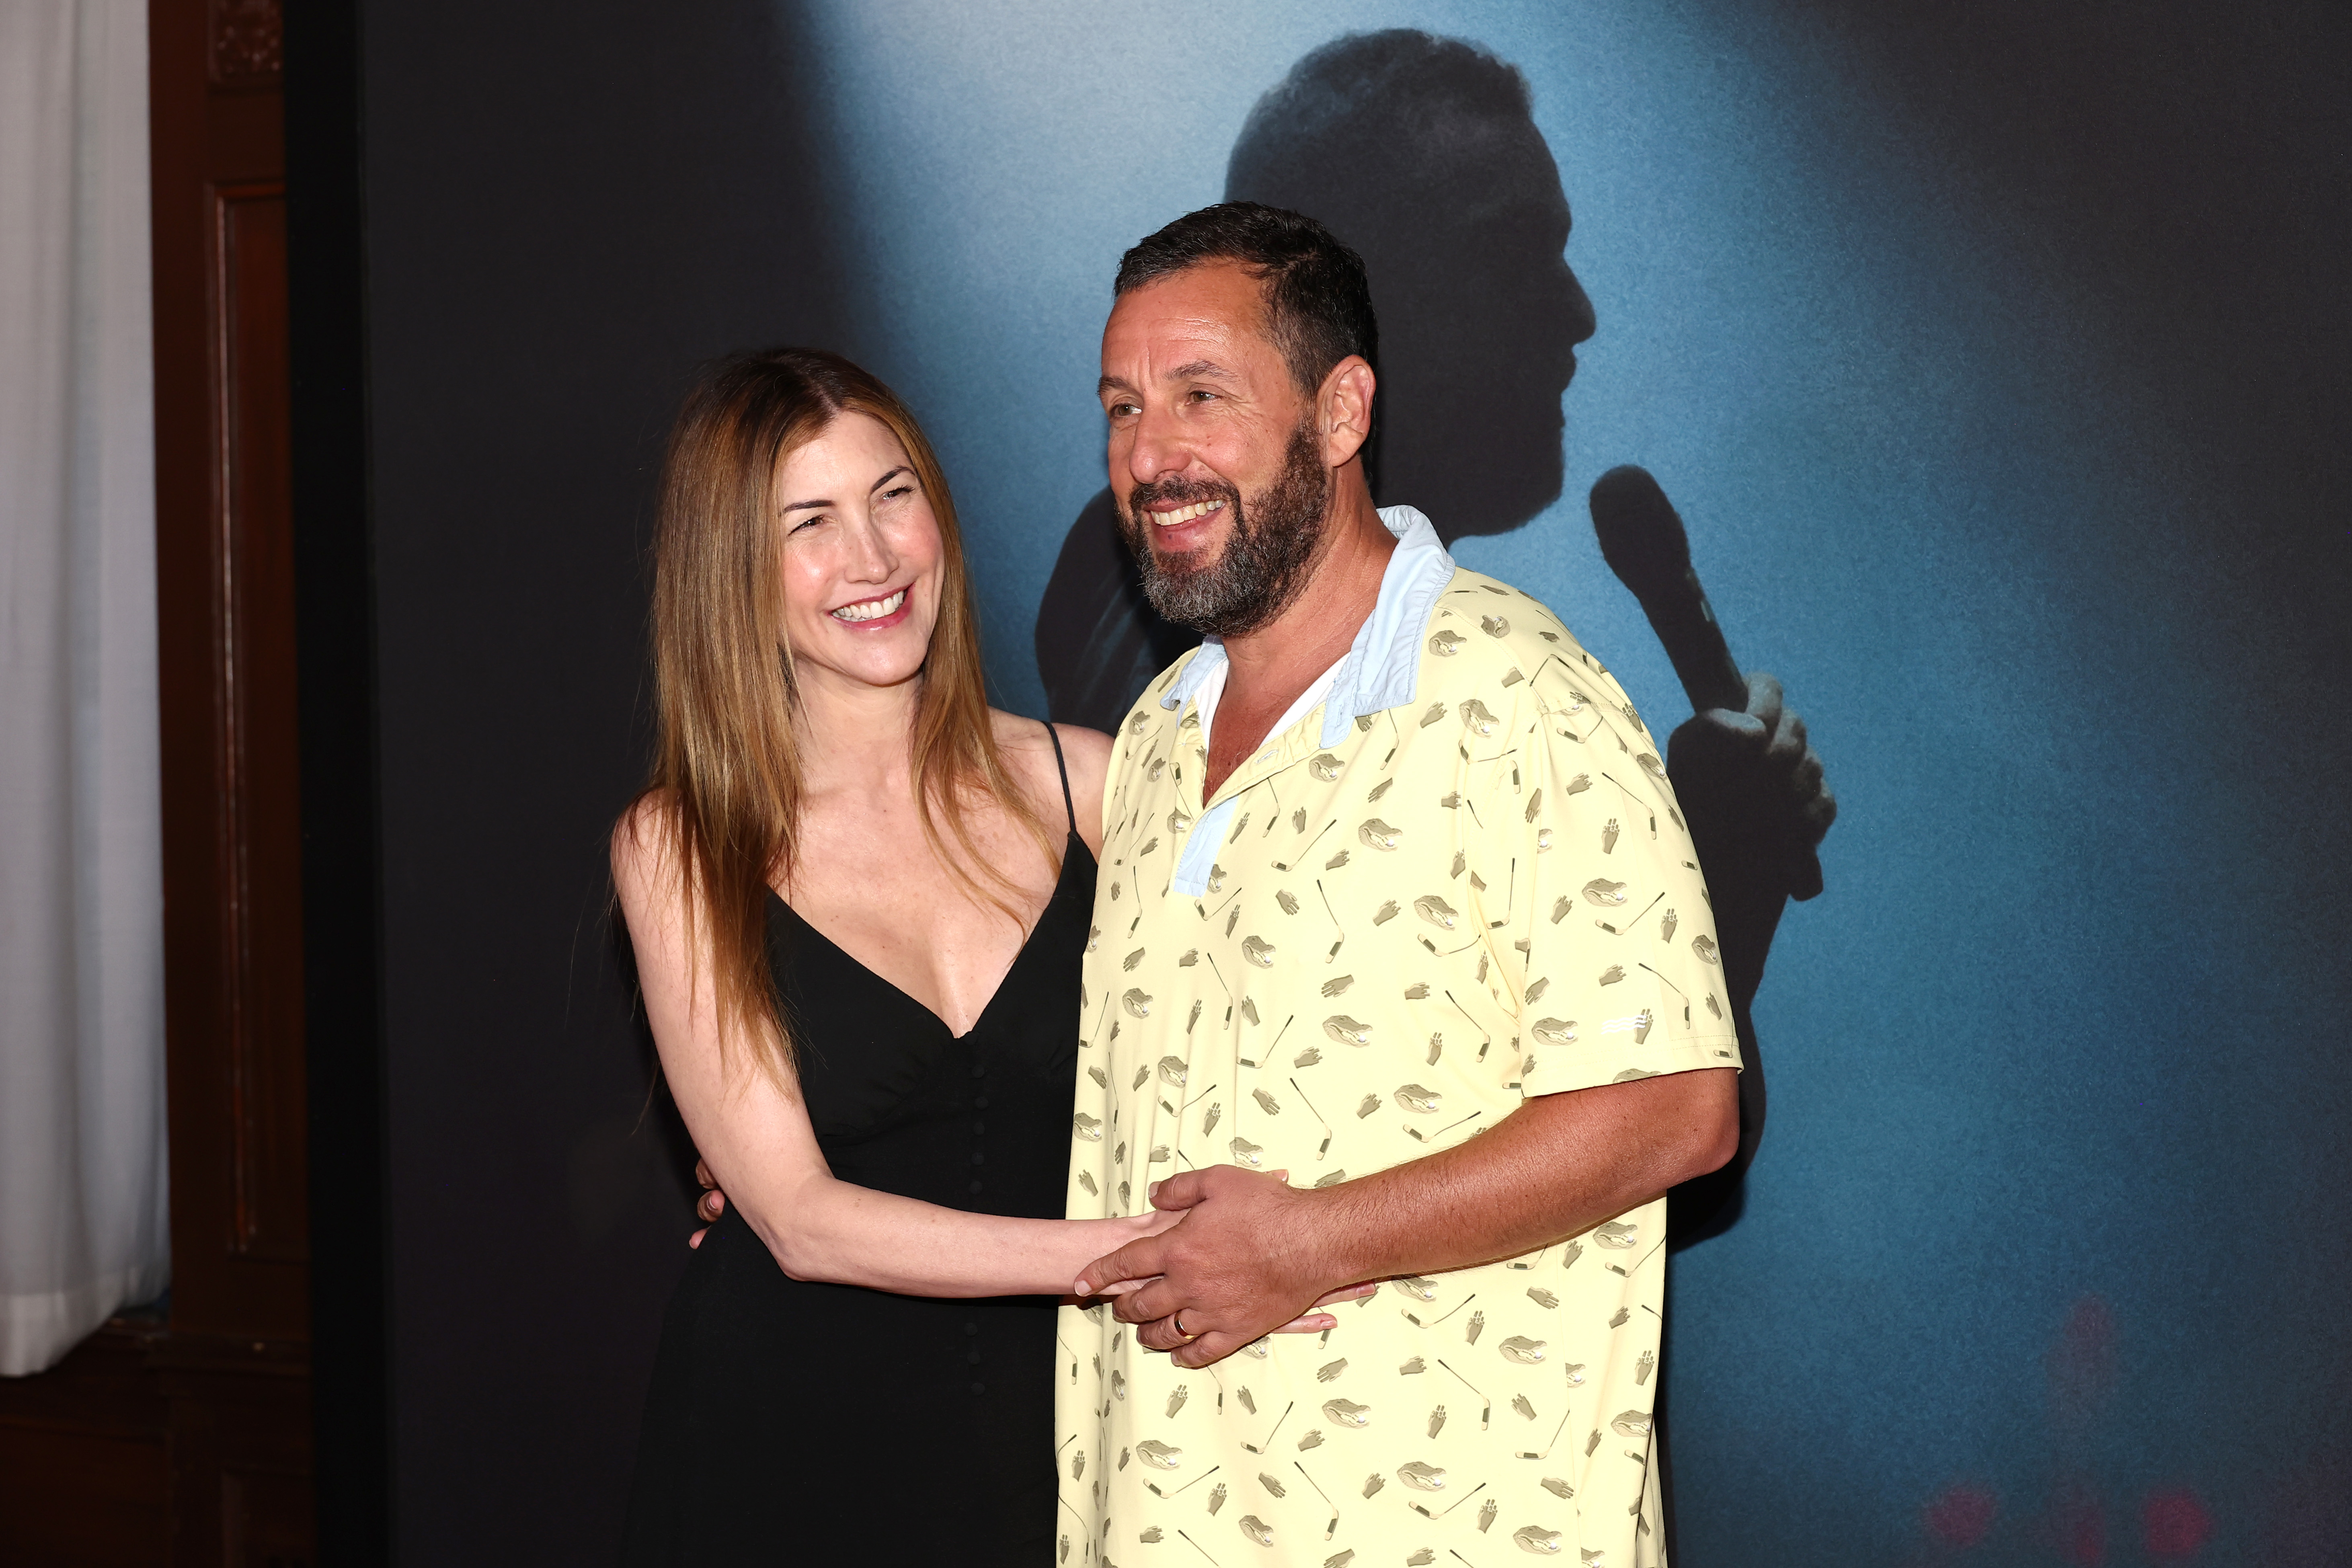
[{"xmin": 1114, "ymin": 202, "xmax": 1379, "ymax": 399}]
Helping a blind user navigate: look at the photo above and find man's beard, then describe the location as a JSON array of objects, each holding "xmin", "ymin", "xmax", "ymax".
[{"xmin": 1119, "ymin": 419, "xmax": 1331, "ymax": 638}]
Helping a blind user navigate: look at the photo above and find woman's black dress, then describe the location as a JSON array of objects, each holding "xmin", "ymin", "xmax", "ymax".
[{"xmin": 622, "ymin": 741, "xmax": 1092, "ymax": 1565}]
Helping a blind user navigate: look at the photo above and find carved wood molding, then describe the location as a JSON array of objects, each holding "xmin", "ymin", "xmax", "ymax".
[
  {"xmin": 208, "ymin": 181, "xmax": 308, "ymax": 1264},
  {"xmin": 209, "ymin": 0, "xmax": 281, "ymax": 86}
]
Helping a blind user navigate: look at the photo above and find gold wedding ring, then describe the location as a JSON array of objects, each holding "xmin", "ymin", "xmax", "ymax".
[{"xmin": 1173, "ymin": 1310, "xmax": 1198, "ymax": 1342}]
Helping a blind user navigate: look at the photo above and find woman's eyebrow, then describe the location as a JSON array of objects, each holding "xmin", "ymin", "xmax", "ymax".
[{"xmin": 780, "ymin": 466, "xmax": 912, "ymax": 514}]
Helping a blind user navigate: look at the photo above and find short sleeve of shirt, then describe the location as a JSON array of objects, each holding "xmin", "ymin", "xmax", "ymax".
[{"xmin": 1505, "ymin": 651, "xmax": 1741, "ymax": 1098}]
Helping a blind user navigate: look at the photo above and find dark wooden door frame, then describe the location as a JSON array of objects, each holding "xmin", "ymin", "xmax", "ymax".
[
  {"xmin": 0, "ymin": 2, "xmax": 390, "ymax": 1562},
  {"xmin": 150, "ymin": 0, "xmax": 322, "ymax": 1558}
]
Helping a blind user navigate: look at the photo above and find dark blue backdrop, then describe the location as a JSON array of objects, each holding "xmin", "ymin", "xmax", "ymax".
[
  {"xmin": 343, "ymin": 2, "xmax": 2349, "ymax": 1562},
  {"xmin": 790, "ymin": 4, "xmax": 2352, "ymax": 1562}
]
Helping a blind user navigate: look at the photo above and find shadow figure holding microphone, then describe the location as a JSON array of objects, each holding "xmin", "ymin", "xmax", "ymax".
[
  {"xmin": 1033, "ymin": 29, "xmax": 1833, "ymax": 1240},
  {"xmin": 1590, "ymin": 464, "xmax": 1837, "ymax": 1239}
]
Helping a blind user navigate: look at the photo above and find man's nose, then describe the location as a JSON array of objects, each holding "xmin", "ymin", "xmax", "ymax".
[
  {"xmin": 1125, "ymin": 401, "xmax": 1194, "ymax": 486},
  {"xmin": 1561, "ymin": 262, "xmax": 1597, "ymax": 346}
]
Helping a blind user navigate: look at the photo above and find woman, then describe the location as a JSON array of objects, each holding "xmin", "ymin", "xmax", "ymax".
[{"xmin": 614, "ymin": 349, "xmax": 1350, "ymax": 1564}]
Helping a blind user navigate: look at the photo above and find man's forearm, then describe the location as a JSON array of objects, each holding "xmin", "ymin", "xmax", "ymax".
[
  {"xmin": 1301, "ymin": 1066, "xmax": 1738, "ymax": 1288},
  {"xmin": 1078, "ymin": 1065, "xmax": 1740, "ymax": 1367}
]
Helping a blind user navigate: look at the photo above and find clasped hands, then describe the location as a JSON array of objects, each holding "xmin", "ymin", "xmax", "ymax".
[
  {"xmin": 1075, "ymin": 1164, "xmax": 1376, "ymax": 1370},
  {"xmin": 688, "ymin": 1157, "xmax": 1373, "ymax": 1367}
]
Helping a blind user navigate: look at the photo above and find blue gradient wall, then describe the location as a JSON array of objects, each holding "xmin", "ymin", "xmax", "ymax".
[{"xmin": 785, "ymin": 2, "xmax": 2350, "ymax": 1561}]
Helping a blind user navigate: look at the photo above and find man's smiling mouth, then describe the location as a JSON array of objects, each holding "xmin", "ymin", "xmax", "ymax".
[
  {"xmin": 830, "ymin": 588, "xmax": 906, "ymax": 622},
  {"xmin": 1152, "ymin": 499, "xmax": 1225, "ymax": 527}
]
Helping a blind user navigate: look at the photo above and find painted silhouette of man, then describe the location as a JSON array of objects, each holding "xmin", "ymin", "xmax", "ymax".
[{"xmin": 1034, "ymin": 30, "xmax": 1832, "ymax": 1240}]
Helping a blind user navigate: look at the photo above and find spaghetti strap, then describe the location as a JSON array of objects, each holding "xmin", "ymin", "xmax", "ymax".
[{"xmin": 1043, "ymin": 722, "xmax": 1077, "ymax": 836}]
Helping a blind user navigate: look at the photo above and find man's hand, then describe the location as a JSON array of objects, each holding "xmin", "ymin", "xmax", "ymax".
[
  {"xmin": 1668, "ymin": 671, "xmax": 1833, "ymax": 1034},
  {"xmin": 688, "ymin": 1157, "xmax": 724, "ymax": 1249},
  {"xmin": 694, "ymin": 1154, "xmax": 1359, "ymax": 1333},
  {"xmin": 1075, "ymin": 1167, "xmax": 1344, "ymax": 1370},
  {"xmin": 1668, "ymin": 670, "xmax": 1834, "ymax": 901},
  {"xmin": 1079, "ymin": 1072, "xmax": 1737, "ymax": 1363},
  {"xmin": 1675, "ymin": 667, "xmax": 1835, "ymax": 903}
]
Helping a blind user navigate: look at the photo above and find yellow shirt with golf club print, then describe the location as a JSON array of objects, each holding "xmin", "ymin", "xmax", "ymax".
[{"xmin": 1056, "ymin": 508, "xmax": 1736, "ymax": 1568}]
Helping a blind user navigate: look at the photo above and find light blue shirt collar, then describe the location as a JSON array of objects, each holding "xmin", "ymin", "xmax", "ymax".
[{"xmin": 1159, "ymin": 505, "xmax": 1456, "ymax": 748}]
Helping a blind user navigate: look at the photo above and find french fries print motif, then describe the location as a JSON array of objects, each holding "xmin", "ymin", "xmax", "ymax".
[{"xmin": 1057, "ymin": 512, "xmax": 1732, "ymax": 1568}]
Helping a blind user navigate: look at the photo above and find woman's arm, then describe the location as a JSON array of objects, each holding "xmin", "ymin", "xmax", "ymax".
[{"xmin": 615, "ymin": 802, "xmax": 1162, "ymax": 1297}]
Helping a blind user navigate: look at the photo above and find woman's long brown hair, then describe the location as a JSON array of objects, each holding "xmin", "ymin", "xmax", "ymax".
[{"xmin": 631, "ymin": 348, "xmax": 1059, "ymax": 1086}]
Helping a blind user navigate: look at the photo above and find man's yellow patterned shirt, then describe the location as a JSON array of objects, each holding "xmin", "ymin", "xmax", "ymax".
[{"xmin": 1057, "ymin": 509, "xmax": 1736, "ymax": 1568}]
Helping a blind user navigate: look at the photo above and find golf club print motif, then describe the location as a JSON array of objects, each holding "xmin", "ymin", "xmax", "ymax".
[{"xmin": 1057, "ymin": 534, "xmax": 1728, "ymax": 1568}]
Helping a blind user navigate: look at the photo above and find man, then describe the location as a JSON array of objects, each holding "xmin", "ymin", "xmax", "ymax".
[
  {"xmin": 1055, "ymin": 203, "xmax": 1738, "ymax": 1568},
  {"xmin": 1034, "ymin": 30, "xmax": 1593, "ymax": 732},
  {"xmin": 1037, "ymin": 31, "xmax": 1832, "ymax": 1251}
]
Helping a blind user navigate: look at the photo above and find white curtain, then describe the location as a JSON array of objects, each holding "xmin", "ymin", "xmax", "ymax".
[{"xmin": 0, "ymin": 0, "xmax": 168, "ymax": 1376}]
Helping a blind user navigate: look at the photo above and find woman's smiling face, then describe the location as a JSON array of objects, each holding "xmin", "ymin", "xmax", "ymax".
[{"xmin": 773, "ymin": 410, "xmax": 944, "ymax": 695}]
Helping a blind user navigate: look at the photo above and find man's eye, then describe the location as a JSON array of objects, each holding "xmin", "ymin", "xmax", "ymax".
[{"xmin": 1187, "ymin": 389, "xmax": 1218, "ymax": 403}]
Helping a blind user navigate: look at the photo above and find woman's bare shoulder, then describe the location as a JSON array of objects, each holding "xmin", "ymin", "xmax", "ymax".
[
  {"xmin": 1051, "ymin": 724, "xmax": 1112, "ymax": 855},
  {"xmin": 989, "ymin": 705, "xmax": 1090, "ymax": 772},
  {"xmin": 989, "ymin": 710, "xmax": 1108, "ymax": 771},
  {"xmin": 989, "ymin": 710, "xmax": 1111, "ymax": 851},
  {"xmin": 611, "ymin": 788, "xmax": 681, "ymax": 882},
  {"xmin": 1047, "ymin": 722, "xmax": 1111, "ymax": 790}
]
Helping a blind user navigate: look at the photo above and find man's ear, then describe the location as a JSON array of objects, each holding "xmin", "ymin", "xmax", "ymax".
[{"xmin": 1317, "ymin": 355, "xmax": 1376, "ymax": 470}]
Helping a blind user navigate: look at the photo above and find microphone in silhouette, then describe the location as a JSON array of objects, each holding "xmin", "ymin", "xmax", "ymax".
[
  {"xmin": 1589, "ymin": 464, "xmax": 1824, "ymax": 898},
  {"xmin": 1590, "ymin": 464, "xmax": 1749, "ymax": 716}
]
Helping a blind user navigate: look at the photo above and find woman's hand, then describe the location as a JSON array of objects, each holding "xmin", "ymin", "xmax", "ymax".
[
  {"xmin": 686, "ymin": 1149, "xmax": 1372, "ymax": 1324},
  {"xmin": 688, "ymin": 1156, "xmax": 725, "ymax": 1249},
  {"xmin": 1276, "ymin": 1282, "xmax": 1380, "ymax": 1331}
]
